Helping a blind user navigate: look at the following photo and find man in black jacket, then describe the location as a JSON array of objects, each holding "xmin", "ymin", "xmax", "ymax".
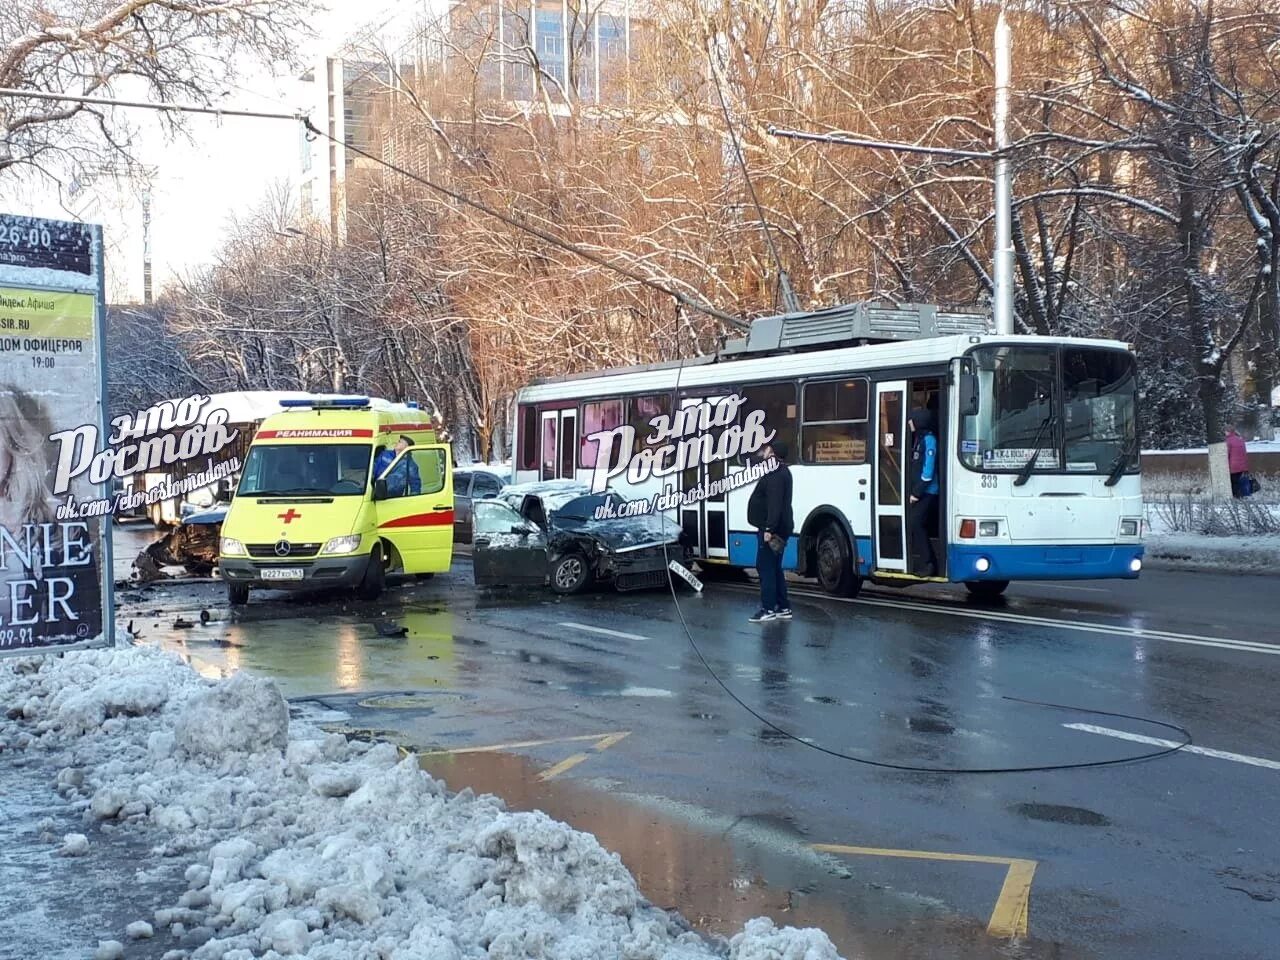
[{"xmin": 746, "ymin": 440, "xmax": 794, "ymax": 622}]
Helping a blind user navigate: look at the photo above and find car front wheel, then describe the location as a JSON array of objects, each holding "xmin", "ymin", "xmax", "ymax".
[
  {"xmin": 357, "ymin": 546, "xmax": 386, "ymax": 601},
  {"xmin": 550, "ymin": 552, "xmax": 591, "ymax": 595}
]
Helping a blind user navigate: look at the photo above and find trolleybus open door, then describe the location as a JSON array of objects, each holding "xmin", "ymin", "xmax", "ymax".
[{"xmin": 874, "ymin": 381, "xmax": 908, "ymax": 572}]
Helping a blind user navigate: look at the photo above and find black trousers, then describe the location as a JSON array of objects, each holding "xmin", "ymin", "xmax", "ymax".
[{"xmin": 909, "ymin": 494, "xmax": 938, "ymax": 574}]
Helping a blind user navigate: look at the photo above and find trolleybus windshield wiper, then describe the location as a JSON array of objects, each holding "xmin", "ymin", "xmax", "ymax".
[
  {"xmin": 1013, "ymin": 415, "xmax": 1056, "ymax": 487},
  {"xmin": 1104, "ymin": 437, "xmax": 1137, "ymax": 487}
]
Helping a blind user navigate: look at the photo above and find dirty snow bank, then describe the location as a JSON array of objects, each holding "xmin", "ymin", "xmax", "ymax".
[
  {"xmin": 1141, "ymin": 532, "xmax": 1280, "ymax": 575},
  {"xmin": 0, "ymin": 647, "xmax": 844, "ymax": 960}
]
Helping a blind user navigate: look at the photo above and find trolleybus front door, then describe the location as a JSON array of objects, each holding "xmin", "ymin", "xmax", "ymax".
[
  {"xmin": 874, "ymin": 381, "xmax": 908, "ymax": 572},
  {"xmin": 677, "ymin": 396, "xmax": 730, "ymax": 561}
]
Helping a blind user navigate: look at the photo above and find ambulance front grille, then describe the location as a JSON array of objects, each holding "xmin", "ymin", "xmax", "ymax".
[{"xmin": 247, "ymin": 542, "xmax": 321, "ymax": 558}]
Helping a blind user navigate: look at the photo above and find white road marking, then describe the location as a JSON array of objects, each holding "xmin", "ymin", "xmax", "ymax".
[
  {"xmin": 1026, "ymin": 584, "xmax": 1108, "ymax": 594},
  {"xmin": 1064, "ymin": 723, "xmax": 1280, "ymax": 771},
  {"xmin": 559, "ymin": 622, "xmax": 650, "ymax": 642},
  {"xmin": 754, "ymin": 586, "xmax": 1280, "ymax": 657}
]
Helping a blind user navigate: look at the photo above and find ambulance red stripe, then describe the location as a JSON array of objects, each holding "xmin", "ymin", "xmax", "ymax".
[
  {"xmin": 255, "ymin": 428, "xmax": 375, "ymax": 439},
  {"xmin": 378, "ymin": 510, "xmax": 455, "ymax": 529}
]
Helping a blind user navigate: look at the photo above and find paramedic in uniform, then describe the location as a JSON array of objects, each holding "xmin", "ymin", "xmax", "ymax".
[
  {"xmin": 374, "ymin": 435, "xmax": 421, "ymax": 497},
  {"xmin": 907, "ymin": 409, "xmax": 939, "ymax": 577}
]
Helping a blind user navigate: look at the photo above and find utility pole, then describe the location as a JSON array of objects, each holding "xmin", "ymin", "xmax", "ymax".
[{"xmin": 992, "ymin": 8, "xmax": 1014, "ymax": 335}]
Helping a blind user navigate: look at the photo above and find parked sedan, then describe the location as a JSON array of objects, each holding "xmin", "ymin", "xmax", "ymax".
[
  {"xmin": 471, "ymin": 480, "xmax": 691, "ymax": 594},
  {"xmin": 453, "ymin": 468, "xmax": 506, "ymax": 543}
]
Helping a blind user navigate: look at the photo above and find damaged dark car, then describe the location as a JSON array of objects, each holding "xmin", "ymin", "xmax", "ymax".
[{"xmin": 471, "ymin": 480, "xmax": 693, "ymax": 594}]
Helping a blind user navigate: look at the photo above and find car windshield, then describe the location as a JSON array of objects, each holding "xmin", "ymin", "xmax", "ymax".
[
  {"xmin": 959, "ymin": 345, "xmax": 1138, "ymax": 475},
  {"xmin": 238, "ymin": 444, "xmax": 372, "ymax": 496}
]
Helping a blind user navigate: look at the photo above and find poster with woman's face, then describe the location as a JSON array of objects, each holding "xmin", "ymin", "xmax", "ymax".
[{"xmin": 0, "ymin": 216, "xmax": 106, "ymax": 651}]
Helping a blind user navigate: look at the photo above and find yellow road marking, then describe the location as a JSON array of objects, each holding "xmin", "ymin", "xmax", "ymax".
[
  {"xmin": 987, "ymin": 858, "xmax": 1036, "ymax": 938},
  {"xmin": 871, "ymin": 571, "xmax": 950, "ymax": 583},
  {"xmin": 812, "ymin": 843, "xmax": 1037, "ymax": 939},
  {"xmin": 417, "ymin": 731, "xmax": 631, "ymax": 781},
  {"xmin": 537, "ymin": 752, "xmax": 591, "ymax": 781},
  {"xmin": 592, "ymin": 732, "xmax": 632, "ymax": 752}
]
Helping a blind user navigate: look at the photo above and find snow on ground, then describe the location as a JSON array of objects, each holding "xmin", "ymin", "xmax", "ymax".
[
  {"xmin": 1141, "ymin": 532, "xmax": 1280, "ymax": 574},
  {"xmin": 1142, "ymin": 500, "xmax": 1280, "ymax": 574},
  {"xmin": 0, "ymin": 647, "xmax": 844, "ymax": 960}
]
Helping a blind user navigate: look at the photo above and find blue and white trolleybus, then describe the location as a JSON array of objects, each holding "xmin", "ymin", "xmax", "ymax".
[{"xmin": 509, "ymin": 303, "xmax": 1143, "ymax": 599}]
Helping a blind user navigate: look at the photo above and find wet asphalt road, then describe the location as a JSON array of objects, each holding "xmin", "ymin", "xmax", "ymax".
[{"xmin": 113, "ymin": 525, "xmax": 1280, "ymax": 960}]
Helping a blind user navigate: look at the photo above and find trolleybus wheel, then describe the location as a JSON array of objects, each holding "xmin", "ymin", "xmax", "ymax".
[
  {"xmin": 358, "ymin": 546, "xmax": 386, "ymax": 601},
  {"xmin": 815, "ymin": 523, "xmax": 860, "ymax": 598},
  {"xmin": 964, "ymin": 580, "xmax": 1009, "ymax": 600},
  {"xmin": 227, "ymin": 583, "xmax": 250, "ymax": 606}
]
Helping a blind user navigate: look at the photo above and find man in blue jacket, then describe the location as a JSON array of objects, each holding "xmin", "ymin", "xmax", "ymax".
[
  {"xmin": 908, "ymin": 409, "xmax": 939, "ymax": 577},
  {"xmin": 374, "ymin": 435, "xmax": 421, "ymax": 497}
]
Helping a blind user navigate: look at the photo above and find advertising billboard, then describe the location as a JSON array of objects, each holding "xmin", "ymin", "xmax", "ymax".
[{"xmin": 0, "ymin": 214, "xmax": 112, "ymax": 656}]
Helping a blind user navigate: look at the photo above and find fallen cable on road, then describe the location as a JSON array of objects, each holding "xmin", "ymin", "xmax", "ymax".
[{"xmin": 0, "ymin": 645, "xmax": 844, "ymax": 959}]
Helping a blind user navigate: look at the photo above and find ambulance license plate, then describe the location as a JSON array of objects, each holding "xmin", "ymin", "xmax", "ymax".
[{"xmin": 262, "ymin": 568, "xmax": 304, "ymax": 581}]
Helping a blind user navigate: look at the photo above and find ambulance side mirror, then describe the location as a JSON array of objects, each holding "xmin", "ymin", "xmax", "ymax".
[{"xmin": 373, "ymin": 479, "xmax": 389, "ymax": 501}]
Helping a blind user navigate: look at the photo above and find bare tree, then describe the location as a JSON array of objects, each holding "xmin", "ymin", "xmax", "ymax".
[{"xmin": 0, "ymin": 0, "xmax": 311, "ymax": 188}]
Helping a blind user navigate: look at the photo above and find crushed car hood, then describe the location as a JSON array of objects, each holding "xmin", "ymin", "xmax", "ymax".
[{"xmin": 551, "ymin": 513, "xmax": 683, "ymax": 553}]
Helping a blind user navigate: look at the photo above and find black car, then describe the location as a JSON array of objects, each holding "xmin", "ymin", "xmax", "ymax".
[{"xmin": 471, "ymin": 480, "xmax": 692, "ymax": 594}]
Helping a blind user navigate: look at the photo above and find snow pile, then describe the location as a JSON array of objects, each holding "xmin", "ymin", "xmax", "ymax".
[{"xmin": 0, "ymin": 647, "xmax": 845, "ymax": 960}]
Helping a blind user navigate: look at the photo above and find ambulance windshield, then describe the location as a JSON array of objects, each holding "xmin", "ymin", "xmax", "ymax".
[{"xmin": 238, "ymin": 444, "xmax": 373, "ymax": 496}]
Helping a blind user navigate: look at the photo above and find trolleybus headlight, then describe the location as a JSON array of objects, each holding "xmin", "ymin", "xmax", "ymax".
[
  {"xmin": 978, "ymin": 521, "xmax": 999, "ymax": 537},
  {"xmin": 1120, "ymin": 519, "xmax": 1139, "ymax": 537},
  {"xmin": 321, "ymin": 535, "xmax": 363, "ymax": 555},
  {"xmin": 1129, "ymin": 558, "xmax": 1142, "ymax": 573},
  {"xmin": 220, "ymin": 537, "xmax": 247, "ymax": 557},
  {"xmin": 975, "ymin": 557, "xmax": 991, "ymax": 572}
]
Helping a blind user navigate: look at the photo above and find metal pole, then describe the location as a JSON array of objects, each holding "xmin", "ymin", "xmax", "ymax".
[{"xmin": 993, "ymin": 9, "xmax": 1014, "ymax": 335}]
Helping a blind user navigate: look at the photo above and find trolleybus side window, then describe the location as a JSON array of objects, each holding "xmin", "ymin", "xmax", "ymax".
[
  {"xmin": 627, "ymin": 393, "xmax": 671, "ymax": 452},
  {"xmin": 739, "ymin": 381, "xmax": 797, "ymax": 461},
  {"xmin": 518, "ymin": 405, "xmax": 539, "ymax": 471},
  {"xmin": 800, "ymin": 378, "xmax": 869, "ymax": 464},
  {"xmin": 580, "ymin": 399, "xmax": 625, "ymax": 467}
]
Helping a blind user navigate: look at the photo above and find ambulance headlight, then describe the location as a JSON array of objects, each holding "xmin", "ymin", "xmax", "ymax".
[
  {"xmin": 321, "ymin": 534, "xmax": 362, "ymax": 555},
  {"xmin": 220, "ymin": 537, "xmax": 247, "ymax": 557}
]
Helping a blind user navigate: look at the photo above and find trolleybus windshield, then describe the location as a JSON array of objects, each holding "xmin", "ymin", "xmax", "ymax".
[{"xmin": 959, "ymin": 345, "xmax": 1138, "ymax": 477}]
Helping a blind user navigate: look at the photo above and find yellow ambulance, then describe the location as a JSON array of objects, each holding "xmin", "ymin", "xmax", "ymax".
[{"xmin": 218, "ymin": 397, "xmax": 453, "ymax": 605}]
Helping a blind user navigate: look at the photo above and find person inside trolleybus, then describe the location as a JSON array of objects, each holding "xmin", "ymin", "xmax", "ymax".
[{"xmin": 908, "ymin": 409, "xmax": 940, "ymax": 577}]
